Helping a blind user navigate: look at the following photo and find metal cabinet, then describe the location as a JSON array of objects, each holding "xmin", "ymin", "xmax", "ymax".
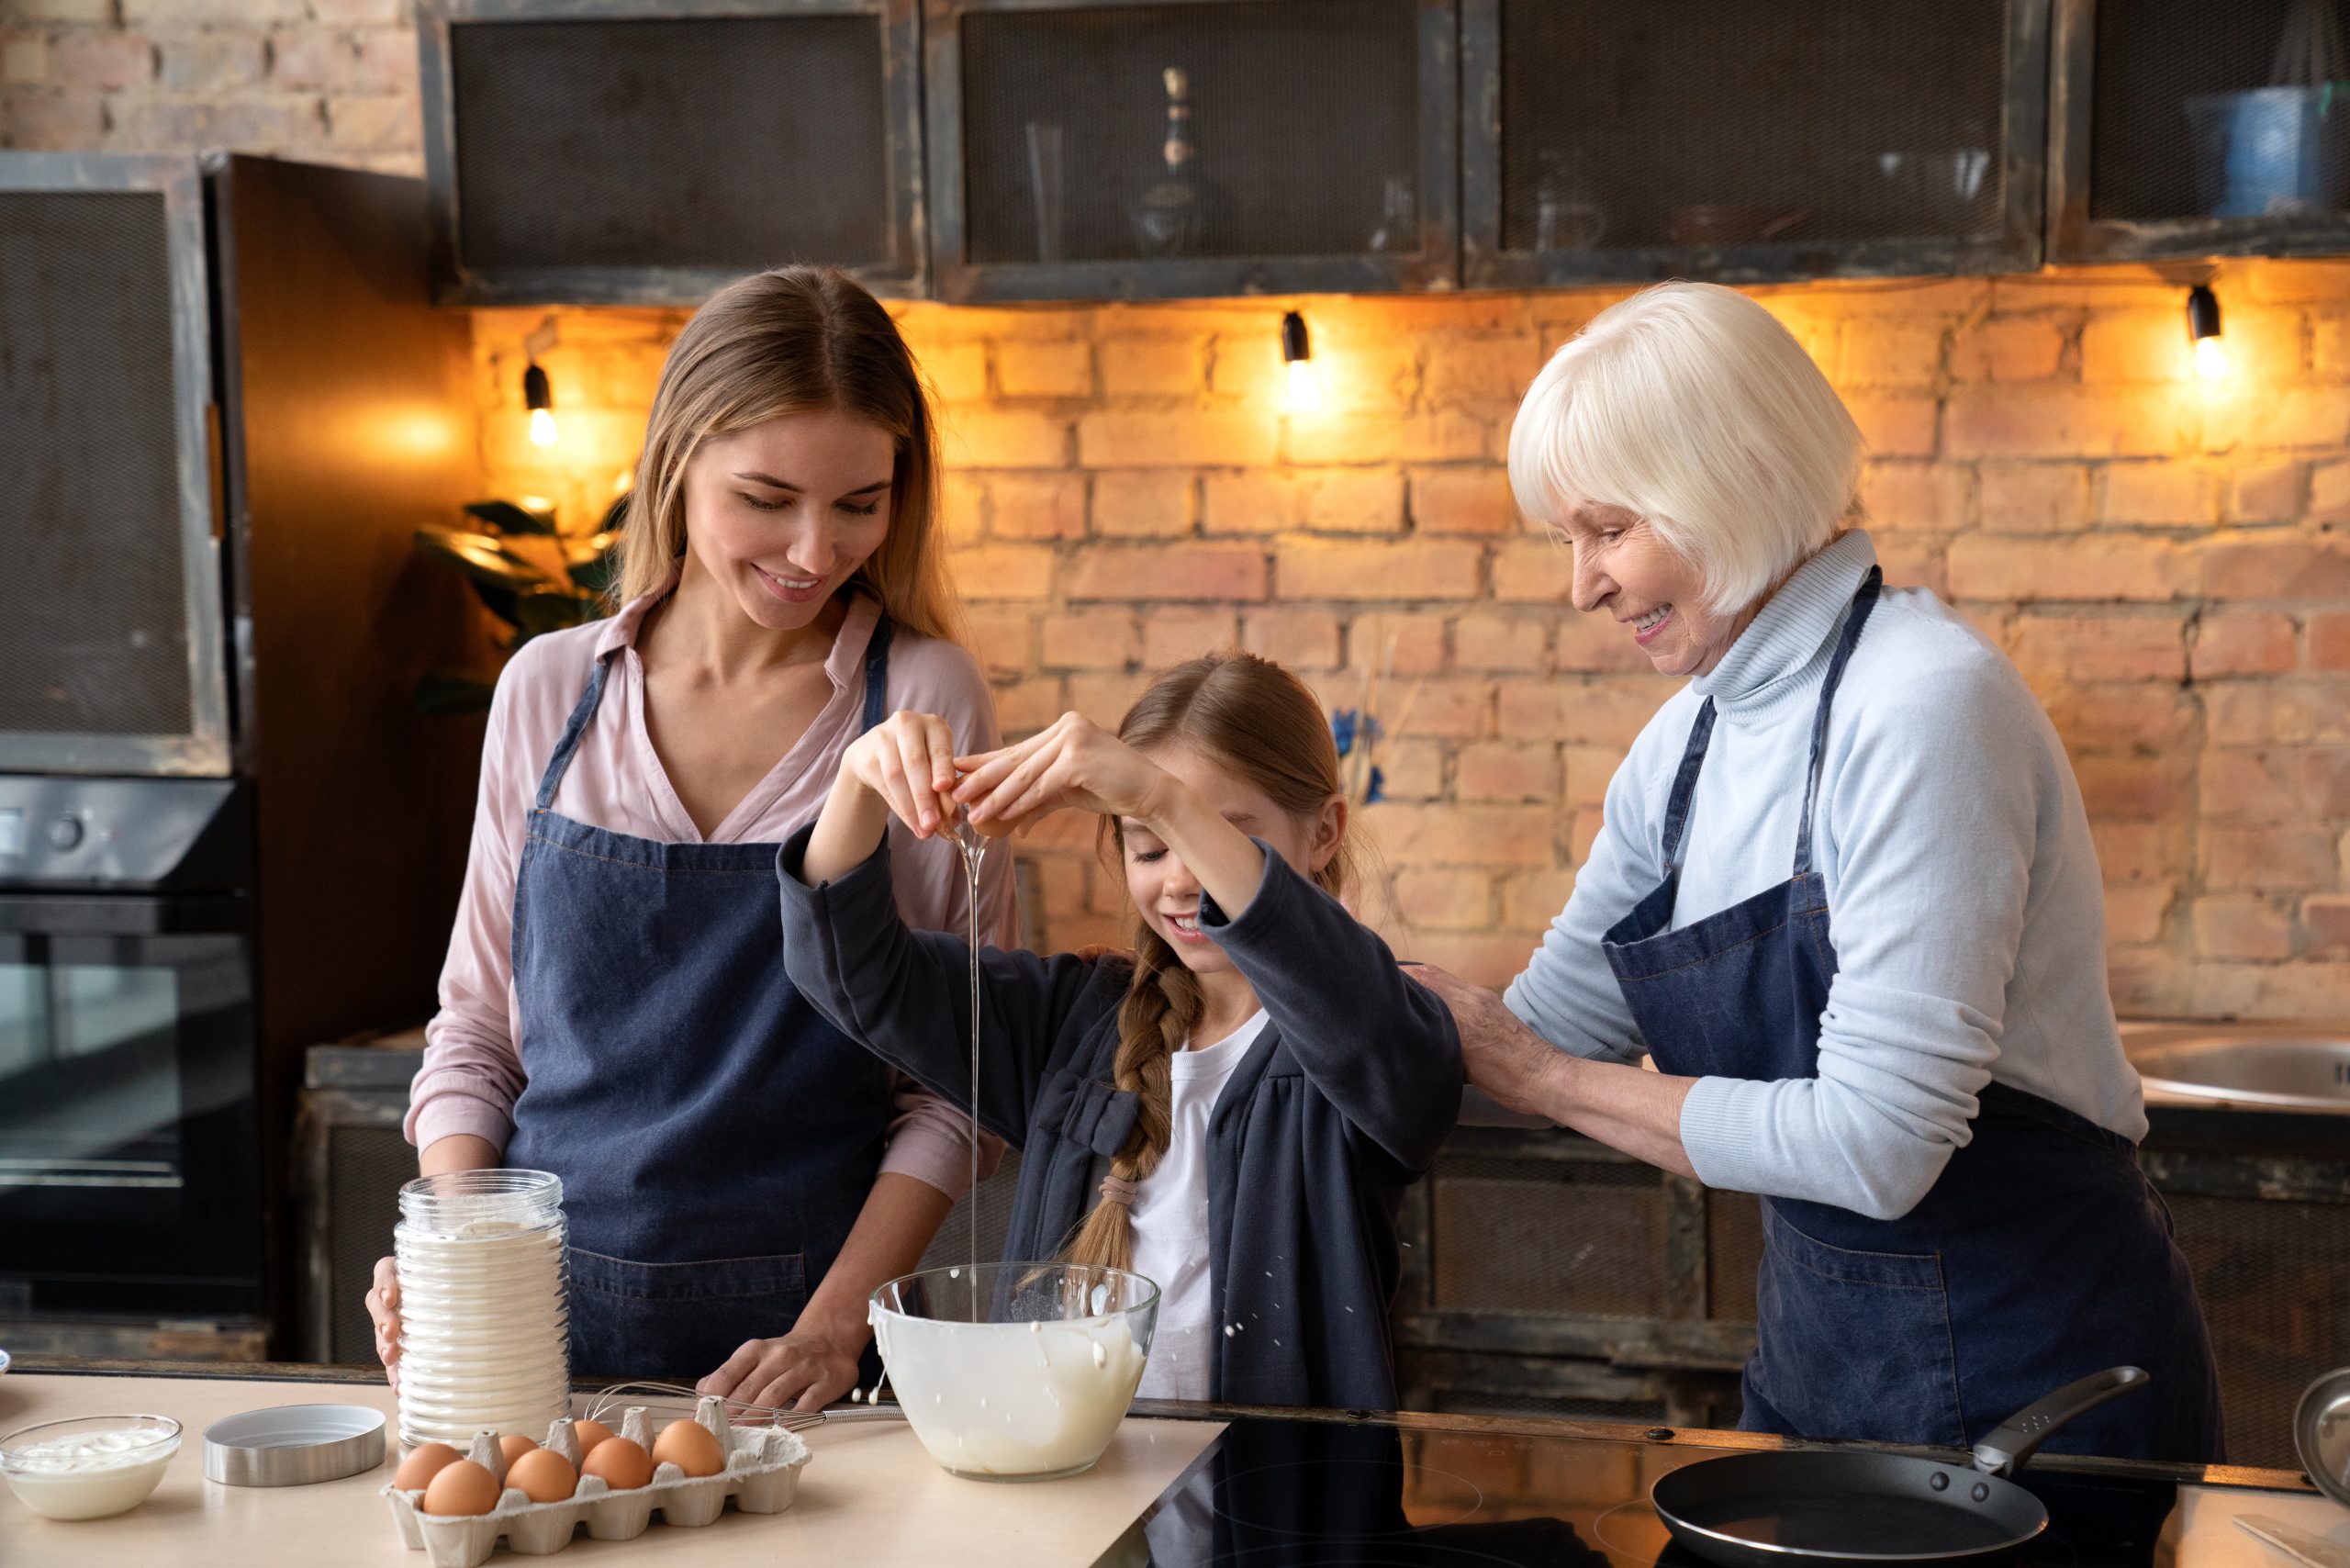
[
  {"xmin": 418, "ymin": 0, "xmax": 926, "ymax": 304},
  {"xmin": 2050, "ymin": 0, "xmax": 2350, "ymax": 263},
  {"xmin": 0, "ymin": 155, "xmax": 229, "ymax": 777},
  {"xmin": 1461, "ymin": 0, "xmax": 2051, "ymax": 289},
  {"xmin": 923, "ymin": 0, "xmax": 1460, "ymax": 301}
]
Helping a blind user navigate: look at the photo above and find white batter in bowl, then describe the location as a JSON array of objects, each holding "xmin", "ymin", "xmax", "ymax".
[{"xmin": 871, "ymin": 1263, "xmax": 1158, "ymax": 1482}]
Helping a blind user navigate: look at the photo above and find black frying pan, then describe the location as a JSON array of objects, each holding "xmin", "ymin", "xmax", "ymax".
[{"xmin": 1651, "ymin": 1366, "xmax": 2151, "ymax": 1568}]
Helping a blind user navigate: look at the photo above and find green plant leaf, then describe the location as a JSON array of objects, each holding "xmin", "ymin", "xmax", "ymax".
[
  {"xmin": 566, "ymin": 532, "xmax": 624, "ymax": 599},
  {"xmin": 463, "ymin": 498, "xmax": 558, "ymax": 536},
  {"xmin": 417, "ymin": 527, "xmax": 555, "ymax": 631},
  {"xmin": 414, "ymin": 670, "xmax": 498, "ymax": 716},
  {"xmin": 416, "ymin": 527, "xmax": 546, "ymax": 589},
  {"xmin": 512, "ymin": 587, "xmax": 596, "ymax": 643}
]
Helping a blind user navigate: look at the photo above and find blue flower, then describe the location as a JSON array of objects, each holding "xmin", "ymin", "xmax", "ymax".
[
  {"xmin": 1331, "ymin": 709, "xmax": 1359, "ymax": 757},
  {"xmin": 1365, "ymin": 766, "xmax": 1386, "ymax": 804}
]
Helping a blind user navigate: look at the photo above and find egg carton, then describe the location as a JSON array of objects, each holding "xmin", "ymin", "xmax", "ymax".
[{"xmin": 382, "ymin": 1398, "xmax": 811, "ymax": 1568}]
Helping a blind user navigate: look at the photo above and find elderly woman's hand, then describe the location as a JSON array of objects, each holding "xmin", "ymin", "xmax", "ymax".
[{"xmin": 1404, "ymin": 963, "xmax": 1567, "ymax": 1120}]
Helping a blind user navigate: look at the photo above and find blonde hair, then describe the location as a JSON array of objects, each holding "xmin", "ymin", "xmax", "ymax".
[
  {"xmin": 611, "ymin": 266, "xmax": 963, "ymax": 643},
  {"xmin": 1059, "ymin": 654, "xmax": 1355, "ymax": 1274},
  {"xmin": 1506, "ymin": 281, "xmax": 1863, "ymax": 614}
]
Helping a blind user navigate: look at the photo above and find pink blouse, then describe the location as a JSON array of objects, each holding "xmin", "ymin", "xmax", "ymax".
[{"xmin": 406, "ymin": 589, "xmax": 1018, "ymax": 1198}]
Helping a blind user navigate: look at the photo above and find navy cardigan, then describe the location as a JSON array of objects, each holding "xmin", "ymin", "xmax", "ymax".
[{"xmin": 776, "ymin": 824, "xmax": 1463, "ymax": 1411}]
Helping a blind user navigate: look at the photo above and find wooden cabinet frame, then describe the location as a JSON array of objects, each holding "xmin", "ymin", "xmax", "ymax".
[
  {"xmin": 1460, "ymin": 0, "xmax": 2052, "ymax": 289},
  {"xmin": 418, "ymin": 0, "xmax": 928, "ymax": 305},
  {"xmin": 2048, "ymin": 0, "xmax": 2350, "ymax": 263},
  {"xmin": 924, "ymin": 0, "xmax": 1460, "ymax": 302}
]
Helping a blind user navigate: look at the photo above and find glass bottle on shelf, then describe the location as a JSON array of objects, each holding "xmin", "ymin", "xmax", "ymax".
[{"xmin": 1131, "ymin": 66, "xmax": 1204, "ymax": 257}]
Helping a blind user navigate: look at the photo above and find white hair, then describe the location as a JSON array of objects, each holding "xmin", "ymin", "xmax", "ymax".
[{"xmin": 1507, "ymin": 282, "xmax": 1863, "ymax": 614}]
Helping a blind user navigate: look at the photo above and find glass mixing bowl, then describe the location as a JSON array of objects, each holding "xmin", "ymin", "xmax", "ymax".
[{"xmin": 871, "ymin": 1262, "xmax": 1158, "ymax": 1482}]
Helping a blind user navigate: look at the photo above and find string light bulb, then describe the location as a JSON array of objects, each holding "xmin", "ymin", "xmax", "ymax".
[
  {"xmin": 2187, "ymin": 284, "xmax": 2227, "ymax": 382},
  {"xmin": 524, "ymin": 362, "xmax": 558, "ymax": 446},
  {"xmin": 521, "ymin": 316, "xmax": 562, "ymax": 446},
  {"xmin": 1280, "ymin": 310, "xmax": 1322, "ymax": 413}
]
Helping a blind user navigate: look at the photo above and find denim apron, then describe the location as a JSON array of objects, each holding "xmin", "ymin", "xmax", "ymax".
[
  {"xmin": 1603, "ymin": 568, "xmax": 2223, "ymax": 1462},
  {"xmin": 506, "ymin": 617, "xmax": 898, "ymax": 1383}
]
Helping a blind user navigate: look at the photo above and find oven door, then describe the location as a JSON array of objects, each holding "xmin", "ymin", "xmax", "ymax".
[{"xmin": 0, "ymin": 894, "xmax": 261, "ymax": 1317}]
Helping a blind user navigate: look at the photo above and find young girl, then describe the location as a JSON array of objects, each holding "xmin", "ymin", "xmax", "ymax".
[
  {"xmin": 370, "ymin": 266, "xmax": 1014, "ymax": 1410},
  {"xmin": 779, "ymin": 653, "xmax": 1461, "ymax": 1408}
]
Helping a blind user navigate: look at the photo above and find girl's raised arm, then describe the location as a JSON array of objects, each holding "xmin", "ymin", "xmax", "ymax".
[{"xmin": 782, "ymin": 712, "xmax": 1119, "ymax": 1144}]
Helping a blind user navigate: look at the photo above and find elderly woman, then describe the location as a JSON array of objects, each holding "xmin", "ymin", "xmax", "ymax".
[{"xmin": 1416, "ymin": 282, "xmax": 2222, "ymax": 1462}]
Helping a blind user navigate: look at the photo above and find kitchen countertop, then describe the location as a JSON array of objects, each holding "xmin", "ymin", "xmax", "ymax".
[
  {"xmin": 0, "ymin": 1361, "xmax": 2338, "ymax": 1566},
  {"xmin": 0, "ymin": 1364, "xmax": 1219, "ymax": 1566}
]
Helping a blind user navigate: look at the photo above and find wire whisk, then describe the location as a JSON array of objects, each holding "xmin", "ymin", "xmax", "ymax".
[{"xmin": 578, "ymin": 1380, "xmax": 901, "ymax": 1432}]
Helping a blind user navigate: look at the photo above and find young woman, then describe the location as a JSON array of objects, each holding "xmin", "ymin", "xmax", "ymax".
[
  {"xmin": 367, "ymin": 266, "xmax": 1015, "ymax": 1411},
  {"xmin": 778, "ymin": 654, "xmax": 1461, "ymax": 1408}
]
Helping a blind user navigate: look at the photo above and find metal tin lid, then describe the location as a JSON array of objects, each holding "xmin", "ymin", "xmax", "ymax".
[
  {"xmin": 2295, "ymin": 1369, "xmax": 2350, "ymax": 1510},
  {"xmin": 203, "ymin": 1404, "xmax": 386, "ymax": 1487}
]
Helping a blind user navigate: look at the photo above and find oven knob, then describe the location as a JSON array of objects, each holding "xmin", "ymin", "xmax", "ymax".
[{"xmin": 48, "ymin": 815, "xmax": 84, "ymax": 851}]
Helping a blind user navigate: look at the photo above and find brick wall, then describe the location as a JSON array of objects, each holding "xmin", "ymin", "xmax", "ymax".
[
  {"xmin": 0, "ymin": 0, "xmax": 420, "ymax": 174},
  {"xmin": 11, "ymin": 5, "xmax": 2350, "ymax": 1019}
]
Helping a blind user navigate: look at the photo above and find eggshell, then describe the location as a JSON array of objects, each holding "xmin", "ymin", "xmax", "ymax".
[
  {"xmin": 570, "ymin": 1418, "xmax": 614, "ymax": 1456},
  {"xmin": 421, "ymin": 1459, "xmax": 501, "ymax": 1517},
  {"xmin": 496, "ymin": 1433, "xmax": 538, "ymax": 1465},
  {"xmin": 650, "ymin": 1418, "xmax": 724, "ymax": 1478},
  {"xmin": 503, "ymin": 1447, "xmax": 577, "ymax": 1504},
  {"xmin": 580, "ymin": 1436, "xmax": 653, "ymax": 1491},
  {"xmin": 393, "ymin": 1442, "xmax": 464, "ymax": 1492}
]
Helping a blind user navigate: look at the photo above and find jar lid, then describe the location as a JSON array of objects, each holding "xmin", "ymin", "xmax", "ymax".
[{"xmin": 203, "ymin": 1405, "xmax": 386, "ymax": 1487}]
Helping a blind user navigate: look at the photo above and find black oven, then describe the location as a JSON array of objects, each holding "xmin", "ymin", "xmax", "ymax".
[{"xmin": 0, "ymin": 779, "xmax": 263, "ymax": 1320}]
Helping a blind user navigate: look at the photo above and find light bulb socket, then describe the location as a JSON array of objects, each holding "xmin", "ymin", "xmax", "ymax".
[
  {"xmin": 523, "ymin": 362, "xmax": 554, "ymax": 413},
  {"xmin": 2187, "ymin": 284, "xmax": 2221, "ymax": 342},
  {"xmin": 1281, "ymin": 310, "xmax": 1311, "ymax": 364}
]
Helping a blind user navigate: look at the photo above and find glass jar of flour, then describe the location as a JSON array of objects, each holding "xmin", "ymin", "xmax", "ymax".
[{"xmin": 393, "ymin": 1170, "xmax": 570, "ymax": 1450}]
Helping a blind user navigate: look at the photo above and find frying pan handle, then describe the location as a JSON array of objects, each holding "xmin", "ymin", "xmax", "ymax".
[{"xmin": 1972, "ymin": 1366, "xmax": 2151, "ymax": 1478}]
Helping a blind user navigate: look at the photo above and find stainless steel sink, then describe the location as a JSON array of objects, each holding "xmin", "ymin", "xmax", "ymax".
[{"xmin": 2122, "ymin": 1022, "xmax": 2350, "ymax": 1112}]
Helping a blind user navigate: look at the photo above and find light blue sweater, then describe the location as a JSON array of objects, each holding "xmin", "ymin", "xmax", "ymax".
[{"xmin": 1504, "ymin": 530, "xmax": 2146, "ymax": 1221}]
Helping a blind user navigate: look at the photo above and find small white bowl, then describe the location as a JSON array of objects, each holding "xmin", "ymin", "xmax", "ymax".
[{"xmin": 0, "ymin": 1414, "xmax": 182, "ymax": 1520}]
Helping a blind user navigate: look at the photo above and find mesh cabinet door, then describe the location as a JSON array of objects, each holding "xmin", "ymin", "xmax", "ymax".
[
  {"xmin": 0, "ymin": 155, "xmax": 229, "ymax": 778},
  {"xmin": 2052, "ymin": 0, "xmax": 2350, "ymax": 262},
  {"xmin": 1463, "ymin": 0, "xmax": 2048, "ymax": 286},
  {"xmin": 420, "ymin": 0, "xmax": 925, "ymax": 304},
  {"xmin": 929, "ymin": 0, "xmax": 1460, "ymax": 301}
]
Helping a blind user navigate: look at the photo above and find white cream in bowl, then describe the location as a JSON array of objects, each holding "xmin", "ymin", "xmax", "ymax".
[{"xmin": 0, "ymin": 1416, "xmax": 181, "ymax": 1520}]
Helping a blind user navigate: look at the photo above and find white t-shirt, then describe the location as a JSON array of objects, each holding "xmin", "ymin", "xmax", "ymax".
[{"xmin": 1129, "ymin": 1009, "xmax": 1270, "ymax": 1402}]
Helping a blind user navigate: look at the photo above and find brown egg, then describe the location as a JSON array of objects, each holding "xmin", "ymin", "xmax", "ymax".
[
  {"xmin": 570, "ymin": 1418, "xmax": 614, "ymax": 1457},
  {"xmin": 421, "ymin": 1459, "xmax": 502, "ymax": 1517},
  {"xmin": 580, "ymin": 1436, "xmax": 653, "ymax": 1491},
  {"xmin": 496, "ymin": 1433, "xmax": 538, "ymax": 1466},
  {"xmin": 504, "ymin": 1447, "xmax": 577, "ymax": 1504},
  {"xmin": 650, "ymin": 1418, "xmax": 724, "ymax": 1479},
  {"xmin": 393, "ymin": 1442, "xmax": 464, "ymax": 1493}
]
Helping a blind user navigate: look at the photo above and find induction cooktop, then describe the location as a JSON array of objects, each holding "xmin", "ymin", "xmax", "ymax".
[{"xmin": 1096, "ymin": 1415, "xmax": 2182, "ymax": 1567}]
